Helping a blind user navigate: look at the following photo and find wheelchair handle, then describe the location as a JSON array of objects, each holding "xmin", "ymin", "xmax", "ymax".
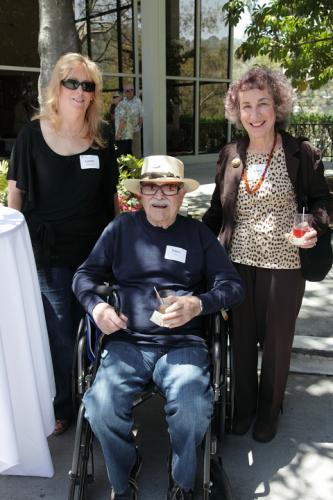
[{"xmin": 92, "ymin": 284, "xmax": 121, "ymax": 314}]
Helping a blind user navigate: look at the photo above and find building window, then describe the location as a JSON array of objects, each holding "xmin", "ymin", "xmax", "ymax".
[
  {"xmin": 166, "ymin": 0, "xmax": 195, "ymax": 78},
  {"xmin": 167, "ymin": 80, "xmax": 195, "ymax": 155},
  {"xmin": 75, "ymin": 0, "xmax": 142, "ymax": 118},
  {"xmin": 199, "ymin": 82, "xmax": 228, "ymax": 154},
  {"xmin": 199, "ymin": 0, "xmax": 229, "ymax": 79},
  {"xmin": 166, "ymin": 0, "xmax": 231, "ymax": 156},
  {"xmin": 0, "ymin": 0, "xmax": 39, "ymax": 149}
]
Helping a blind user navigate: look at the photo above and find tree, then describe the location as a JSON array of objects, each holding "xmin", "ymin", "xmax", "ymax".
[
  {"xmin": 223, "ymin": 0, "xmax": 333, "ymax": 90},
  {"xmin": 38, "ymin": 0, "xmax": 80, "ymax": 102}
]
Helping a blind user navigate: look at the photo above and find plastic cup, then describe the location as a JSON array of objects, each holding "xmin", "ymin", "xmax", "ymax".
[
  {"xmin": 293, "ymin": 213, "xmax": 313, "ymax": 239},
  {"xmin": 157, "ymin": 289, "xmax": 174, "ymax": 313}
]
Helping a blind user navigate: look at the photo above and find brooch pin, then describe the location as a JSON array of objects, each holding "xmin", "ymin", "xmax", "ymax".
[{"xmin": 231, "ymin": 157, "xmax": 241, "ymax": 168}]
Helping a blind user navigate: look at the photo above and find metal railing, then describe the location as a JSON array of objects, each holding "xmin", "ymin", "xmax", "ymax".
[
  {"xmin": 231, "ymin": 122, "xmax": 333, "ymax": 162},
  {"xmin": 1, "ymin": 120, "xmax": 332, "ymax": 162}
]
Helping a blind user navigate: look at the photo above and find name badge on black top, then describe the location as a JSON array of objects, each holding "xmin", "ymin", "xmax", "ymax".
[{"xmin": 80, "ymin": 155, "xmax": 100, "ymax": 169}]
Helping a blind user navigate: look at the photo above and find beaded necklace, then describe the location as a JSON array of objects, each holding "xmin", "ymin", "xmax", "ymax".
[{"xmin": 242, "ymin": 132, "xmax": 277, "ymax": 195}]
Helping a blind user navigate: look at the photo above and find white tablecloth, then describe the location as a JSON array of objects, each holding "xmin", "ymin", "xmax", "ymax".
[{"xmin": 0, "ymin": 206, "xmax": 55, "ymax": 477}]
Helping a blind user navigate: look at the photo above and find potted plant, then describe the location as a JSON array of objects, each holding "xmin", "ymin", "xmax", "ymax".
[
  {"xmin": 0, "ymin": 159, "xmax": 9, "ymax": 206},
  {"xmin": 117, "ymin": 154, "xmax": 144, "ymax": 212}
]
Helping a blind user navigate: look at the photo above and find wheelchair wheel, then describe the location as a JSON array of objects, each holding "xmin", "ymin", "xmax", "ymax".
[
  {"xmin": 210, "ymin": 311, "xmax": 231, "ymax": 441},
  {"xmin": 209, "ymin": 456, "xmax": 233, "ymax": 500},
  {"xmin": 218, "ymin": 316, "xmax": 234, "ymax": 436},
  {"xmin": 68, "ymin": 405, "xmax": 94, "ymax": 500},
  {"xmin": 219, "ymin": 317, "xmax": 229, "ymax": 437},
  {"xmin": 72, "ymin": 317, "xmax": 88, "ymax": 414},
  {"xmin": 202, "ymin": 442, "xmax": 232, "ymax": 500},
  {"xmin": 226, "ymin": 329, "xmax": 235, "ymax": 434}
]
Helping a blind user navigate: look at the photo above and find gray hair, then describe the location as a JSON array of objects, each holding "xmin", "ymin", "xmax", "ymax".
[{"xmin": 225, "ymin": 66, "xmax": 295, "ymax": 130}]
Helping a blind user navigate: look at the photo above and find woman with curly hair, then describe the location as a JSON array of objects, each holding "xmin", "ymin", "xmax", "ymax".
[
  {"xmin": 203, "ymin": 66, "xmax": 331, "ymax": 442},
  {"xmin": 7, "ymin": 53, "xmax": 119, "ymax": 435}
]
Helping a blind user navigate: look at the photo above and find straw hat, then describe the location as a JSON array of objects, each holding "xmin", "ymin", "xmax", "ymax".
[{"xmin": 123, "ymin": 155, "xmax": 200, "ymax": 195}]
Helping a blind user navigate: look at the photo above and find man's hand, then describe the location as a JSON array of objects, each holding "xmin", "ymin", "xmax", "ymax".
[
  {"xmin": 161, "ymin": 296, "xmax": 202, "ymax": 329},
  {"xmin": 92, "ymin": 302, "xmax": 128, "ymax": 335}
]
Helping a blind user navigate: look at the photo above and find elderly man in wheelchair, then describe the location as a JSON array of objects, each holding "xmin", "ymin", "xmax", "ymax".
[{"xmin": 72, "ymin": 155, "xmax": 244, "ymax": 500}]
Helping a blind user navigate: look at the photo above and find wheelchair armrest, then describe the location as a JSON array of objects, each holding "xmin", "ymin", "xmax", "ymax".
[
  {"xmin": 208, "ymin": 310, "xmax": 230, "ymax": 400},
  {"xmin": 92, "ymin": 284, "xmax": 114, "ymax": 297},
  {"xmin": 84, "ymin": 285, "xmax": 121, "ymax": 362},
  {"xmin": 91, "ymin": 284, "xmax": 120, "ymax": 313},
  {"xmin": 85, "ymin": 314, "xmax": 100, "ymax": 362}
]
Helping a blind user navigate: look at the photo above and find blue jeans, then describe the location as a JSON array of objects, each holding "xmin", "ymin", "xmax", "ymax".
[
  {"xmin": 38, "ymin": 267, "xmax": 83, "ymax": 420},
  {"xmin": 83, "ymin": 341, "xmax": 214, "ymax": 493}
]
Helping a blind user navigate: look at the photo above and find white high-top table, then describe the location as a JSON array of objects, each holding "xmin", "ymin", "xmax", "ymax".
[{"xmin": 0, "ymin": 206, "xmax": 55, "ymax": 477}]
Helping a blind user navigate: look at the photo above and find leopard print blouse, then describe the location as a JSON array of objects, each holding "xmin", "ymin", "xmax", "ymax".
[{"xmin": 229, "ymin": 147, "xmax": 301, "ymax": 269}]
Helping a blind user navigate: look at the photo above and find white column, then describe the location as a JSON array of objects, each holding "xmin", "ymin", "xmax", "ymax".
[{"xmin": 141, "ymin": 0, "xmax": 166, "ymax": 155}]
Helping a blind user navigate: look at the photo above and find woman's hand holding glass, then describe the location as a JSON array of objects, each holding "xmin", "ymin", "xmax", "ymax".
[{"xmin": 286, "ymin": 213, "xmax": 318, "ymax": 248}]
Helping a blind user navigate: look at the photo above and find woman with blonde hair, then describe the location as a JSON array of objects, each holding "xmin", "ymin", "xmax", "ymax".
[
  {"xmin": 8, "ymin": 52, "xmax": 119, "ymax": 435},
  {"xmin": 203, "ymin": 66, "xmax": 331, "ymax": 442}
]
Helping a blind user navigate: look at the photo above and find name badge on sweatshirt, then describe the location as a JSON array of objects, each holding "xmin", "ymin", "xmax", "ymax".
[
  {"xmin": 80, "ymin": 155, "xmax": 100, "ymax": 169},
  {"xmin": 165, "ymin": 245, "xmax": 187, "ymax": 263}
]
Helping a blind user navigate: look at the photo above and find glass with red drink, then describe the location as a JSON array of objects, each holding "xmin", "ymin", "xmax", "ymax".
[{"xmin": 292, "ymin": 213, "xmax": 313, "ymax": 243}]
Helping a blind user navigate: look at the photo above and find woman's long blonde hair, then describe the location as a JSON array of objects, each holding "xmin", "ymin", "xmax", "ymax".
[{"xmin": 36, "ymin": 53, "xmax": 105, "ymax": 147}]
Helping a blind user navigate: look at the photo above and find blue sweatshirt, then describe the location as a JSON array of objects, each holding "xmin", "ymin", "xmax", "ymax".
[{"xmin": 73, "ymin": 211, "xmax": 244, "ymax": 346}]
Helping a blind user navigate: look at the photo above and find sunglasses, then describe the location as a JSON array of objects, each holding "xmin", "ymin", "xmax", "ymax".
[
  {"xmin": 61, "ymin": 79, "xmax": 96, "ymax": 93},
  {"xmin": 140, "ymin": 183, "xmax": 184, "ymax": 196}
]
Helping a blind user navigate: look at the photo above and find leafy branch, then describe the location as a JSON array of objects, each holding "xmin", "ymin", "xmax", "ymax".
[{"xmin": 223, "ymin": 0, "xmax": 333, "ymax": 90}]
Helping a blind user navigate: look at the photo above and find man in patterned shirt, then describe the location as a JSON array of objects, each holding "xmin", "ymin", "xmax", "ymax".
[{"xmin": 115, "ymin": 84, "xmax": 143, "ymax": 158}]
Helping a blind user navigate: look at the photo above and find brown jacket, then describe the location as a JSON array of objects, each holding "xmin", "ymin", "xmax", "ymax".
[{"xmin": 202, "ymin": 131, "xmax": 331, "ymax": 251}]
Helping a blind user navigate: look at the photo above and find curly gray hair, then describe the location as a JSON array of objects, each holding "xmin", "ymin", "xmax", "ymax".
[{"xmin": 225, "ymin": 66, "xmax": 295, "ymax": 130}]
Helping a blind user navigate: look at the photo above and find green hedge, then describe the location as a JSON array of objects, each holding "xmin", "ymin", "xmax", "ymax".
[{"xmin": 291, "ymin": 113, "xmax": 333, "ymax": 124}]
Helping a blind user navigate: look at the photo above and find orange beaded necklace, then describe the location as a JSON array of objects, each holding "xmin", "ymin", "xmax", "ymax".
[{"xmin": 242, "ymin": 132, "xmax": 277, "ymax": 195}]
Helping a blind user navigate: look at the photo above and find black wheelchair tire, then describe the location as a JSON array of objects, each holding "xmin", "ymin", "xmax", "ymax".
[{"xmin": 68, "ymin": 416, "xmax": 94, "ymax": 500}]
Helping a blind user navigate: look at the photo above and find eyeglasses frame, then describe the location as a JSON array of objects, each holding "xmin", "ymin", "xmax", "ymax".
[
  {"xmin": 140, "ymin": 182, "xmax": 184, "ymax": 196},
  {"xmin": 61, "ymin": 79, "xmax": 96, "ymax": 93}
]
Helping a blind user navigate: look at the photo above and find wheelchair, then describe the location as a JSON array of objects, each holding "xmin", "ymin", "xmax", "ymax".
[{"xmin": 68, "ymin": 286, "xmax": 234, "ymax": 500}]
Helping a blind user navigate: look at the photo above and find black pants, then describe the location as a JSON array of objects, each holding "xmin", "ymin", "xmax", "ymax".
[{"xmin": 231, "ymin": 264, "xmax": 305, "ymax": 423}]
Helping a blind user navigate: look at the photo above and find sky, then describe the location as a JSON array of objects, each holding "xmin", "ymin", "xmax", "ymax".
[
  {"xmin": 234, "ymin": 0, "xmax": 268, "ymax": 40},
  {"xmin": 234, "ymin": 8, "xmax": 252, "ymax": 41}
]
